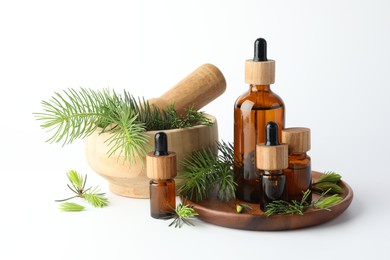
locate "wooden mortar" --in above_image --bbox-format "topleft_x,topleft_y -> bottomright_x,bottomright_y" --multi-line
85,64 -> 225,198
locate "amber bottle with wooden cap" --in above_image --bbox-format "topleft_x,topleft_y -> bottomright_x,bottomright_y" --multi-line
234,38 -> 285,203
146,132 -> 177,219
282,127 -> 312,203
256,122 -> 288,211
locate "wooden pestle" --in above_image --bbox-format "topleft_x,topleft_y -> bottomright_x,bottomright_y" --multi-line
148,63 -> 226,115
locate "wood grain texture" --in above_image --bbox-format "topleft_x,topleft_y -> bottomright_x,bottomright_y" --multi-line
256,143 -> 288,170
148,63 -> 226,115
245,60 -> 275,85
185,171 -> 353,231
282,127 -> 311,152
146,152 -> 177,179
85,114 -> 218,198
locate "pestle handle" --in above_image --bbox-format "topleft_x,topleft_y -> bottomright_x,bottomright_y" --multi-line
148,63 -> 226,115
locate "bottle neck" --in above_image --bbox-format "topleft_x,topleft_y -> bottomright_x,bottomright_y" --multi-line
262,170 -> 284,176
289,151 -> 308,158
250,84 -> 271,92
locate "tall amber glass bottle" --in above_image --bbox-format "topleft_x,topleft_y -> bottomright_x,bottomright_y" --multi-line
234,38 -> 285,203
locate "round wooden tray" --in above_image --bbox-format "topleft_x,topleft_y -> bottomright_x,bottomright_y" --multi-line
185,171 -> 353,231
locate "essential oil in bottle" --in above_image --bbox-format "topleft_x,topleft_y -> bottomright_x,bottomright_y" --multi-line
282,127 -> 312,203
234,38 -> 286,203
256,122 -> 288,211
146,132 -> 177,219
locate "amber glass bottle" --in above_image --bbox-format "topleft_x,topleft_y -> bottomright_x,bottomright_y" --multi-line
149,179 -> 176,218
234,38 -> 285,203
146,132 -> 177,219
256,122 -> 288,211
282,127 -> 312,203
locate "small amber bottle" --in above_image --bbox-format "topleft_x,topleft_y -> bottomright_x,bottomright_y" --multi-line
282,127 -> 312,203
146,132 -> 177,219
256,122 -> 288,211
234,38 -> 285,203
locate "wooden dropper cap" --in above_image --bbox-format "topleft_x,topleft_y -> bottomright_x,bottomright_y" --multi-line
282,127 -> 311,153
256,122 -> 288,170
245,38 -> 275,85
146,132 -> 177,180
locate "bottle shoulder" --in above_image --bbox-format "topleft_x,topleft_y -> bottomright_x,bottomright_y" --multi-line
234,88 -> 285,109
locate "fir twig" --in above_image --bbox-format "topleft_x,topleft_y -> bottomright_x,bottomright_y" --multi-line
56,170 -> 109,210
264,190 -> 311,216
164,203 -> 199,228
178,149 -> 217,202
34,88 -> 212,164
265,189 -> 343,216
177,141 -> 236,202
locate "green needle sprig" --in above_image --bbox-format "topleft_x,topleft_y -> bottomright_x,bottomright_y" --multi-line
265,189 -> 343,216
177,141 -> 236,202
34,88 -> 212,164
312,171 -> 343,194
312,192 -> 343,210
163,203 -> 199,228
56,170 -> 109,211
59,202 -> 85,212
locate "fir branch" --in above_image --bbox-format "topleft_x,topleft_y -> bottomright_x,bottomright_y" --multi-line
178,141 -> 237,202
217,140 -> 234,167
35,88 -> 212,164
265,189 -> 343,216
215,160 -> 236,201
177,149 -> 217,202
35,88 -> 116,145
104,110 -> 148,163
165,203 -> 198,228
264,190 -> 311,216
56,170 -> 109,210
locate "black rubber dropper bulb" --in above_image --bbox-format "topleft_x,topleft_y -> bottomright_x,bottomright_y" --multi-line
253,38 -> 268,62
264,121 -> 279,146
154,132 -> 169,156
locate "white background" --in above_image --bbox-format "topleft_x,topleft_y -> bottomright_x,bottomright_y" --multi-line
1,0 -> 389,259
